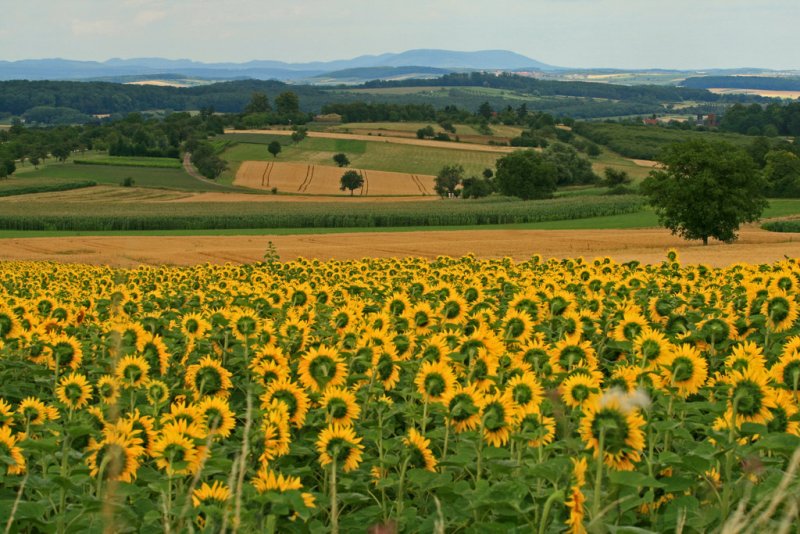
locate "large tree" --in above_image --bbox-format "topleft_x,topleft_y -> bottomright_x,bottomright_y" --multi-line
340,170 -> 364,196
333,153 -> 350,167
434,164 -> 464,197
640,139 -> 767,245
267,141 -> 282,158
494,150 -> 558,200
275,92 -> 300,115
244,92 -> 271,114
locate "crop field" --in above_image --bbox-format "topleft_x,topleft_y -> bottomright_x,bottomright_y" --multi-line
72,156 -> 183,169
0,176 -> 97,197
0,194 -> 645,232
235,161 -> 436,196
2,255 -> 800,532
21,163 -> 235,193
219,135 -> 502,183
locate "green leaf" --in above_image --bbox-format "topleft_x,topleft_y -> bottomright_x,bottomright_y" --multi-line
608,470 -> 666,489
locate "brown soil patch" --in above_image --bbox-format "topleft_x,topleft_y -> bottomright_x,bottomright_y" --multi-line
226,129 -> 516,154
235,161 -> 436,197
708,88 -> 800,99
2,227 -> 799,268
0,186 -> 190,203
632,159 -> 659,168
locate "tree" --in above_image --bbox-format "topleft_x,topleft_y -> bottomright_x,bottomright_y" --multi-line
602,168 -> 632,188
461,176 -> 494,198
340,170 -> 364,196
333,153 -> 350,167
640,139 -> 767,245
244,92 -> 271,114
764,150 -> 800,197
542,143 -> 599,186
268,141 -> 282,158
52,144 -> 71,163
416,125 -> 435,139
275,92 -> 300,115
478,101 -> 494,120
434,164 -> 464,198
495,150 -> 557,200
291,127 -> 308,143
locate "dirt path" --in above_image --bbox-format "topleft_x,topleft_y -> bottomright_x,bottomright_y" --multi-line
225,129 -> 517,154
2,227 -> 799,268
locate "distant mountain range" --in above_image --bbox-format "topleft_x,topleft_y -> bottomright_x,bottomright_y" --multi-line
0,49 -> 557,83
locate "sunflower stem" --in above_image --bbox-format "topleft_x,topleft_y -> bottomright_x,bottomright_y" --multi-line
442,419 -> 450,462
421,397 -> 429,434
538,488 -> 565,534
591,429 -> 605,533
396,456 -> 411,522
330,458 -> 339,534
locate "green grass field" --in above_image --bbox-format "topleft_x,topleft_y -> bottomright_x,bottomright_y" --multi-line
219,135 -> 501,183
72,155 -> 182,168
21,163 -> 236,192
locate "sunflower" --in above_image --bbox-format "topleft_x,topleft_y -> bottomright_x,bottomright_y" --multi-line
261,378 -> 310,428
771,349 -> 800,396
506,372 -> 544,412
0,305 -> 22,341
458,324 -> 505,361
565,457 -> 587,534
631,327 -> 670,368
508,290 -> 541,321
549,336 -> 598,375
579,395 -> 646,471
252,465 -> 303,493
517,408 -> 556,447
56,372 -> 93,410
468,348 -> 499,391
185,356 -> 233,399
278,316 -> 311,353
137,333 -> 170,376
116,355 -> 150,388
414,360 -> 456,404
251,359 -> 290,388
230,308 -> 263,342
763,290 -> 799,332
152,424 -> 202,476
145,379 -> 170,406
725,367 -> 777,427
0,400 -> 15,434
192,480 -> 230,507
724,341 -> 767,373
766,389 -> 800,436
197,396 -> 236,439
0,426 -> 26,475
403,428 -> 437,472
501,309 -> 535,343
261,401 -> 292,462
181,312 -> 211,340
478,391 -> 521,447
612,310 -> 649,343
125,410 -> 157,457
442,383 -> 483,433
86,420 -> 144,483
297,346 -> 348,392
561,373 -> 601,410
406,301 -> 436,335
316,424 -> 364,472
252,345 -> 290,369
440,295 -> 468,323
319,387 -> 361,427
46,334 -> 83,371
658,344 -> 708,397
18,397 -> 50,426
96,375 -> 121,405
370,345 -> 401,391
161,401 -> 206,438
516,339 -> 553,377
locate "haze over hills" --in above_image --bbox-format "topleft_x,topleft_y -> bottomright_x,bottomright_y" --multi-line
0,49 -> 558,83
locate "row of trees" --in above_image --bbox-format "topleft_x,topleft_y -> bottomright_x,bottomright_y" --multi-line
720,102 -> 800,137
433,143 -> 601,200
0,110 -> 227,178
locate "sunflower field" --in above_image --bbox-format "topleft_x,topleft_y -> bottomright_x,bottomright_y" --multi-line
1,253 -> 800,533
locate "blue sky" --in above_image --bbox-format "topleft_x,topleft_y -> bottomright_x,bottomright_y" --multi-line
1,0 -> 798,69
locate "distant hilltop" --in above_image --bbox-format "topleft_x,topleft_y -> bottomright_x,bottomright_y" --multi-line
0,49 -> 559,83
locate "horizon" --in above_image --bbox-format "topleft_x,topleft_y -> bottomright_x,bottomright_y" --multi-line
1,1 -> 799,71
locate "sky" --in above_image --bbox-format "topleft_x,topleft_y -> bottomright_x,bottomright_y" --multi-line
1,0 -> 798,70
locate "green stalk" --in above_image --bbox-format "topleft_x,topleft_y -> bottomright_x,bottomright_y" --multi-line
538,489 -> 565,534
591,429 -> 606,533
330,458 -> 339,534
